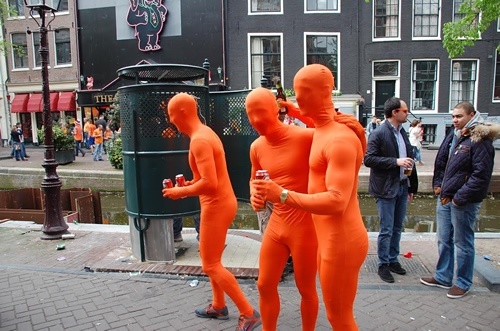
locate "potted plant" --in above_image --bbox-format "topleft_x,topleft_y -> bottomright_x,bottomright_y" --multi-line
37,125 -> 76,165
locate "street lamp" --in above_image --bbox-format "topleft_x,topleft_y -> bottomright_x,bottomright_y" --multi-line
25,0 -> 69,240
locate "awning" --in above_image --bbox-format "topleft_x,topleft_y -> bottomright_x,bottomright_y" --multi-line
27,93 -> 42,112
57,92 -> 76,111
27,93 -> 60,112
10,94 -> 29,113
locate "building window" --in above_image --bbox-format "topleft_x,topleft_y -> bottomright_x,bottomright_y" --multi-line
373,61 -> 398,76
32,32 -> 42,68
305,34 -> 339,88
411,60 -> 438,110
59,0 -> 68,11
494,51 -> 500,101
250,0 -> 281,13
249,35 -> 282,89
453,0 -> 478,26
8,0 -> 24,16
450,60 -> 477,109
11,33 -> 28,69
306,0 -> 339,12
374,0 -> 399,39
55,28 -> 71,65
413,0 -> 440,38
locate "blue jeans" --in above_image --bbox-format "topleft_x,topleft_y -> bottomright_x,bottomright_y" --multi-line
173,214 -> 200,236
435,199 -> 481,290
413,146 -> 421,162
376,182 -> 408,265
93,143 -> 103,160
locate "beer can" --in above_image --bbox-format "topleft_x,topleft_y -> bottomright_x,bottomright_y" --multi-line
255,170 -> 269,180
175,174 -> 185,187
162,178 -> 173,188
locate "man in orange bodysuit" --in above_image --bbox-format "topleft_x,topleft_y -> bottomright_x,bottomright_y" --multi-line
253,64 -> 368,330
162,93 -> 261,331
246,87 -> 318,331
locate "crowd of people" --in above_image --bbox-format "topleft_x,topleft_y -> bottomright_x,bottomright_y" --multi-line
161,63 -> 498,331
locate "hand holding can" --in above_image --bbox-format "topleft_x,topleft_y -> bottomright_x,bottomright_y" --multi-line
162,178 -> 173,188
175,174 -> 185,187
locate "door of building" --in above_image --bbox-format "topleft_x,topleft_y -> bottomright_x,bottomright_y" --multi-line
375,80 -> 395,119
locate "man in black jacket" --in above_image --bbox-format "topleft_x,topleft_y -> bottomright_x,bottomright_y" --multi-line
364,97 -> 418,283
420,102 -> 498,299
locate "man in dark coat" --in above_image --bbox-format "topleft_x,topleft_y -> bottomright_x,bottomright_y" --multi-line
420,102 -> 498,299
364,97 -> 418,283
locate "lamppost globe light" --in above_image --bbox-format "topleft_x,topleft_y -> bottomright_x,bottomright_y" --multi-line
23,0 -> 61,11
25,0 -> 68,240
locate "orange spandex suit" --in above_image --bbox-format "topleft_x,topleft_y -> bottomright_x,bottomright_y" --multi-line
246,88 -> 318,331
253,64 -> 369,330
162,93 -> 257,321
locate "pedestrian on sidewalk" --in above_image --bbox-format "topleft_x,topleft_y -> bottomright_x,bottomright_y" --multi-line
245,87 -> 318,331
173,213 -> 200,242
72,120 -> 86,157
92,124 -> 104,161
364,97 -> 419,284
10,125 -> 27,161
420,102 -> 499,299
253,64 -> 368,330
162,93 -> 261,331
409,119 -> 424,165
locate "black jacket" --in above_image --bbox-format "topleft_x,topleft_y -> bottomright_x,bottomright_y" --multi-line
364,120 -> 418,198
433,123 -> 497,206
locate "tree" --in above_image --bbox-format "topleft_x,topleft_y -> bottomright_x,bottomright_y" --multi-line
443,0 -> 500,58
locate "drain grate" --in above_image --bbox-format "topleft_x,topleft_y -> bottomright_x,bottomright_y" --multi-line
364,254 -> 429,274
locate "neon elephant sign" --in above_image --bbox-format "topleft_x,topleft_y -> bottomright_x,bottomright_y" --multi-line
127,0 -> 168,52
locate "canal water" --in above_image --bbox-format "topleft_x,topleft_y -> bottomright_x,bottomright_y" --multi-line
100,193 -> 500,233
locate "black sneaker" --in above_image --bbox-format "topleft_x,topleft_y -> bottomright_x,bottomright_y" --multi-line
378,264 -> 394,283
174,233 -> 183,242
389,262 -> 407,275
194,304 -> 229,320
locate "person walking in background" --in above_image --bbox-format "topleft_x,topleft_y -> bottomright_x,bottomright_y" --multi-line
409,119 -> 424,165
85,118 -> 96,153
245,87 -> 318,331
72,120 -> 86,157
366,115 -> 380,137
364,97 -> 418,284
252,64 -> 368,330
162,93 -> 261,331
10,125 -> 27,161
173,214 -> 201,242
103,125 -> 113,155
420,102 -> 498,299
92,124 -> 104,161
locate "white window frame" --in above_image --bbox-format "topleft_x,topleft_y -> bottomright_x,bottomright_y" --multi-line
10,33 -> 29,71
248,0 -> 283,15
412,0 -> 441,40
303,32 -> 341,90
7,0 -> 25,18
247,33 -> 284,89
53,28 -> 72,67
32,32 -> 42,69
449,59 -> 479,111
372,0 -> 401,42
497,17 -> 500,32
410,59 -> 440,113
493,50 -> 500,103
304,0 -> 340,14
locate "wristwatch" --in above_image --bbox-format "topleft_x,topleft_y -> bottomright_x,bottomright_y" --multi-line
280,189 -> 289,204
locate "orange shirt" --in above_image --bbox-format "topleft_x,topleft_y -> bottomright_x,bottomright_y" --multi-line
73,125 -> 83,141
93,128 -> 103,144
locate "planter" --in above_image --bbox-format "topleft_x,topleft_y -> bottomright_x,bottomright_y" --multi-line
56,150 -> 75,165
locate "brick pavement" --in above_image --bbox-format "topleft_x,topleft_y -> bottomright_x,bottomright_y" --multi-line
1,223 -> 499,330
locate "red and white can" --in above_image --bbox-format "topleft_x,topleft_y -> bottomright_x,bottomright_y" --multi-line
175,174 -> 185,187
255,170 -> 269,180
162,178 -> 173,188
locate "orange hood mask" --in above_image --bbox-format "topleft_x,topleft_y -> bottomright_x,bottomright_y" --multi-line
166,93 -> 198,134
245,87 -> 282,136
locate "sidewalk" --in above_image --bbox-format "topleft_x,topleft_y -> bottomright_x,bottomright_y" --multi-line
0,220 -> 499,330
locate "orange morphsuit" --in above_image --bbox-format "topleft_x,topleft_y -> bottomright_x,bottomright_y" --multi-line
253,65 -> 368,330
162,93 -> 257,321
246,88 -> 318,331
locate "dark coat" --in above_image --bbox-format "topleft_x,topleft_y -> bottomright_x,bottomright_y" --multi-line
364,120 -> 418,199
433,123 -> 497,206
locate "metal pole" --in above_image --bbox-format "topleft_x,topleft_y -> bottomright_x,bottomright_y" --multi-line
37,8 -> 69,240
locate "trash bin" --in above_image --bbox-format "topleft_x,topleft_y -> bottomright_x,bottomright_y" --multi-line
118,64 -> 207,263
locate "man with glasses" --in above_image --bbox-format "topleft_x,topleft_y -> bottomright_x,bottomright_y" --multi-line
364,97 -> 419,283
